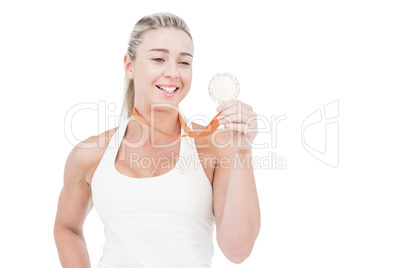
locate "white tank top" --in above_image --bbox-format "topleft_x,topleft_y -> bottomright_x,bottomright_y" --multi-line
91,116 -> 215,268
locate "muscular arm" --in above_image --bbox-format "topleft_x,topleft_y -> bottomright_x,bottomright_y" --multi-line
53,137 -> 98,268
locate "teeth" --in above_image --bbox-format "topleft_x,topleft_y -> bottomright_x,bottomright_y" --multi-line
157,85 -> 178,93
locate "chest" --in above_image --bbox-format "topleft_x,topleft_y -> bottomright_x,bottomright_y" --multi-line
114,138 -> 216,186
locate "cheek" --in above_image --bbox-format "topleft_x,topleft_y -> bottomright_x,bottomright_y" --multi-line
139,66 -> 160,83
182,70 -> 192,85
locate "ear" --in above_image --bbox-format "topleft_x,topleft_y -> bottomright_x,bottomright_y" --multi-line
124,53 -> 135,79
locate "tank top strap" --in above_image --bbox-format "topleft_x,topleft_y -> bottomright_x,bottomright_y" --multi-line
93,117 -> 130,177
108,117 -> 131,160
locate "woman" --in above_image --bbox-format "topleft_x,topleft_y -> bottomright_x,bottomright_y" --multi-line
54,12 -> 260,268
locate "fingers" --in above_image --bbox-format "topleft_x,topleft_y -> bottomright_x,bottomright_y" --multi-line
223,122 -> 251,136
217,100 -> 253,113
216,100 -> 257,126
217,113 -> 250,125
223,122 -> 257,147
216,100 -> 259,148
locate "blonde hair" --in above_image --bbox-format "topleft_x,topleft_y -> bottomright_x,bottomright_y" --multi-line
119,12 -> 192,120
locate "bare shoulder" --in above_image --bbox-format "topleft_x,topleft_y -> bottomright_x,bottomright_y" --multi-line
65,126 -> 120,185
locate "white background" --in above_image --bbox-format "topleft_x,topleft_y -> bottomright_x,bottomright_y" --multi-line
1,0 -> 401,267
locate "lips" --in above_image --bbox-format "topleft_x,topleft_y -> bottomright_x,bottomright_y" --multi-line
156,85 -> 179,93
155,85 -> 180,96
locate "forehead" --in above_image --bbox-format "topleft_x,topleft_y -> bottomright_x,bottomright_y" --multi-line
138,27 -> 194,54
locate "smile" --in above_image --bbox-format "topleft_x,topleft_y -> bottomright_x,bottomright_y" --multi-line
156,85 -> 179,93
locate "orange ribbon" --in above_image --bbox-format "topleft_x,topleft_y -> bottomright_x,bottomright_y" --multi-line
131,106 -> 222,138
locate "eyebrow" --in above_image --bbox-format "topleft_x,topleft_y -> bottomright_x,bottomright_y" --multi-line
147,48 -> 193,58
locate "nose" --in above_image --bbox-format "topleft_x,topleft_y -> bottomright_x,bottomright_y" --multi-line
163,61 -> 179,79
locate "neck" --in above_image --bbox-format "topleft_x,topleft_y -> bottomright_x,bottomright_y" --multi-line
131,104 -> 182,146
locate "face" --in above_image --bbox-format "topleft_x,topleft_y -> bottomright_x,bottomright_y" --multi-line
124,27 -> 194,108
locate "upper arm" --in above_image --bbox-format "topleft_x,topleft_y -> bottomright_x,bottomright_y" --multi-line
54,137 -> 98,235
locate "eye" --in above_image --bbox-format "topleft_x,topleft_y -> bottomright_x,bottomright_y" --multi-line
179,61 -> 190,65
152,58 -> 164,62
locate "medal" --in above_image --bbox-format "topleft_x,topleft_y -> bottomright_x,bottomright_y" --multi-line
209,73 -> 240,104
